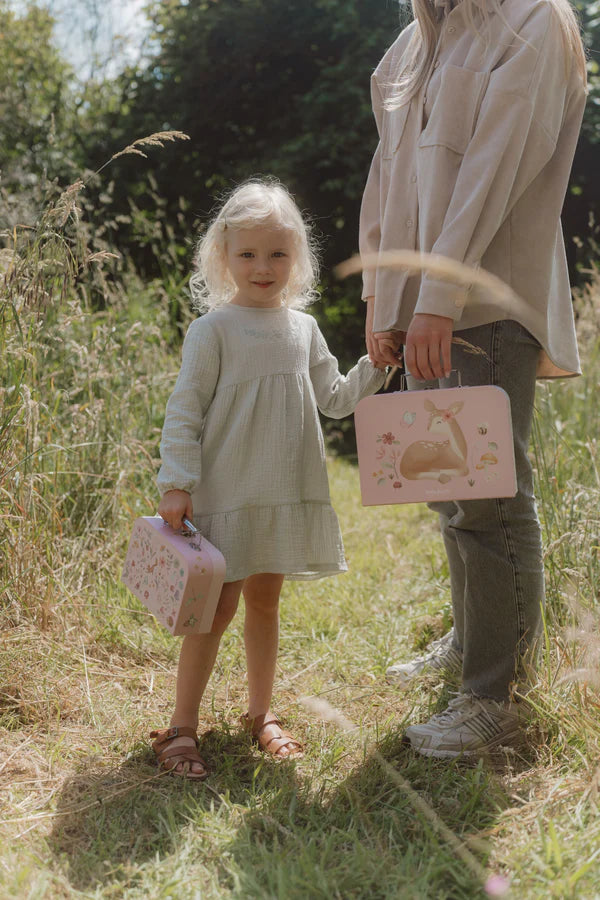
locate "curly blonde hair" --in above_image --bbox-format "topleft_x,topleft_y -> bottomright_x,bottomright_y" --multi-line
190,179 -> 320,311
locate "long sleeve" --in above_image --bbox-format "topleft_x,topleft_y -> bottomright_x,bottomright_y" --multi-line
359,76 -> 386,300
359,142 -> 383,299
415,4 -> 585,321
156,317 -> 220,495
309,318 -> 385,419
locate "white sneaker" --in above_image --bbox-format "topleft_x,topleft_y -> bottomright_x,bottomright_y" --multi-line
404,693 -> 525,758
385,630 -> 463,687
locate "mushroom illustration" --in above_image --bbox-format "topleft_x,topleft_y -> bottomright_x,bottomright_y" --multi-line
475,451 -> 498,470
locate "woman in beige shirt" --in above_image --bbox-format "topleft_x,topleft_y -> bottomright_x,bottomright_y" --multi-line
360,0 -> 587,757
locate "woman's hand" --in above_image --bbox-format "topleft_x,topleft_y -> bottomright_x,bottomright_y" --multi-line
405,313 -> 453,381
158,490 -> 193,531
365,296 -> 405,368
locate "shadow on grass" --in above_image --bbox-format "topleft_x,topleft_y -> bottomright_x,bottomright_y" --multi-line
219,730 -> 520,900
49,721 -> 529,897
48,724 -> 303,893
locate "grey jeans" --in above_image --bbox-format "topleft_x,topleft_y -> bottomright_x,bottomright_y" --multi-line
406,320 -> 545,700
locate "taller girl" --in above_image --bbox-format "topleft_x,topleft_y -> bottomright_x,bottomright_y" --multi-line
361,0 -> 587,756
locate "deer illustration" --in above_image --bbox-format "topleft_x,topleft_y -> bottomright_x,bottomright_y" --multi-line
400,399 -> 469,484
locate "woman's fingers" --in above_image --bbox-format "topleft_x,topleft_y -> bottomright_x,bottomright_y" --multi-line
405,314 -> 453,381
416,340 -> 437,382
440,330 -> 452,379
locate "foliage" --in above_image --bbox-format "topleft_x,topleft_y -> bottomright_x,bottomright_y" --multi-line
70,0 -> 403,366
576,0 -> 600,143
0,2 -> 76,197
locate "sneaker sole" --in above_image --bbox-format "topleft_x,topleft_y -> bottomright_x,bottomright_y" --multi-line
406,730 -> 523,759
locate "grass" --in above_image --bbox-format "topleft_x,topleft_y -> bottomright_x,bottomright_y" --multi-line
1,166 -> 600,898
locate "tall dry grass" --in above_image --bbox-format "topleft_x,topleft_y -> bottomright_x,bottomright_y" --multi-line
0,134 -> 190,635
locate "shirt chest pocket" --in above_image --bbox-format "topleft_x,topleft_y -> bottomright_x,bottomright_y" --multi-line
381,102 -> 410,160
418,65 -> 489,155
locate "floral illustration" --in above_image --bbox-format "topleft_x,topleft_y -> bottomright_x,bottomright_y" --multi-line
372,443 -> 403,487
376,431 -> 400,445
122,526 -> 208,632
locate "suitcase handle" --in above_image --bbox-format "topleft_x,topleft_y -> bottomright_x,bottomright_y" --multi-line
182,517 -> 199,536
159,516 -> 200,538
399,368 -> 462,391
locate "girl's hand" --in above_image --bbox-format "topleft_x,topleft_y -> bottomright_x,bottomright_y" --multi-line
366,296 -> 404,368
158,490 -> 193,531
405,313 -> 453,382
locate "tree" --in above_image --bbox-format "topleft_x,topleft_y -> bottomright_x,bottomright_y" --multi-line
0,2 -> 75,194
77,0 -> 599,360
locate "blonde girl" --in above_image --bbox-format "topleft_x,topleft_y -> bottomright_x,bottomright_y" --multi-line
153,179 -> 385,779
360,0 -> 587,756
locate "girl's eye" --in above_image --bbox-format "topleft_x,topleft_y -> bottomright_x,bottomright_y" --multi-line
272,251 -> 287,258
240,252 -> 254,258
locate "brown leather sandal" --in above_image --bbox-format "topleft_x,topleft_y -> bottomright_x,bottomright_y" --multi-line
240,713 -> 304,760
150,726 -> 209,781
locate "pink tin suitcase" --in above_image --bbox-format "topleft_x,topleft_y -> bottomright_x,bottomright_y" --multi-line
121,517 -> 226,635
355,384 -> 517,506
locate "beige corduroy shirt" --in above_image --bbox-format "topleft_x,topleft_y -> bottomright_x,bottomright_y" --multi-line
359,0 -> 587,377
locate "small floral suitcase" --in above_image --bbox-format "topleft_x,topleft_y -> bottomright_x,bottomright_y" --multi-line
354,384 -> 517,505
121,517 -> 226,635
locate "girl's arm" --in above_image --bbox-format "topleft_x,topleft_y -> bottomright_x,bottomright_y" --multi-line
308,318 -> 386,419
157,318 -> 220,505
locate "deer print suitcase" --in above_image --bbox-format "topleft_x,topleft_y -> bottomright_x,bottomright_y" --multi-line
354,385 -> 517,505
121,517 -> 226,635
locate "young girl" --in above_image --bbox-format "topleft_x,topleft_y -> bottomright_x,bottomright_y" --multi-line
152,179 -> 385,779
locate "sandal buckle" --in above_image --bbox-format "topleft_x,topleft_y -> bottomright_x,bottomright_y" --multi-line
166,726 -> 179,738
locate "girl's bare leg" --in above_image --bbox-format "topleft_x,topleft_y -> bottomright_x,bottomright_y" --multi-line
166,579 -> 244,774
244,573 -> 299,756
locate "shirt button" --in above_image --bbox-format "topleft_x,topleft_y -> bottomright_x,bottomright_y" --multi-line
447,25 -> 456,33
411,174 -> 417,183
406,219 -> 414,228
454,298 -> 464,308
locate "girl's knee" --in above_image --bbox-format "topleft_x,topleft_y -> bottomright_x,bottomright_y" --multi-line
244,592 -> 280,615
243,574 -> 283,615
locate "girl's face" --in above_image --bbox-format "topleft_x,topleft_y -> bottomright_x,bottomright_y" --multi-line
226,226 -> 294,308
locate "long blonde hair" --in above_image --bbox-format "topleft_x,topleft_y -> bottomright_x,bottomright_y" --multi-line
190,179 -> 320,312
388,0 -> 587,108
